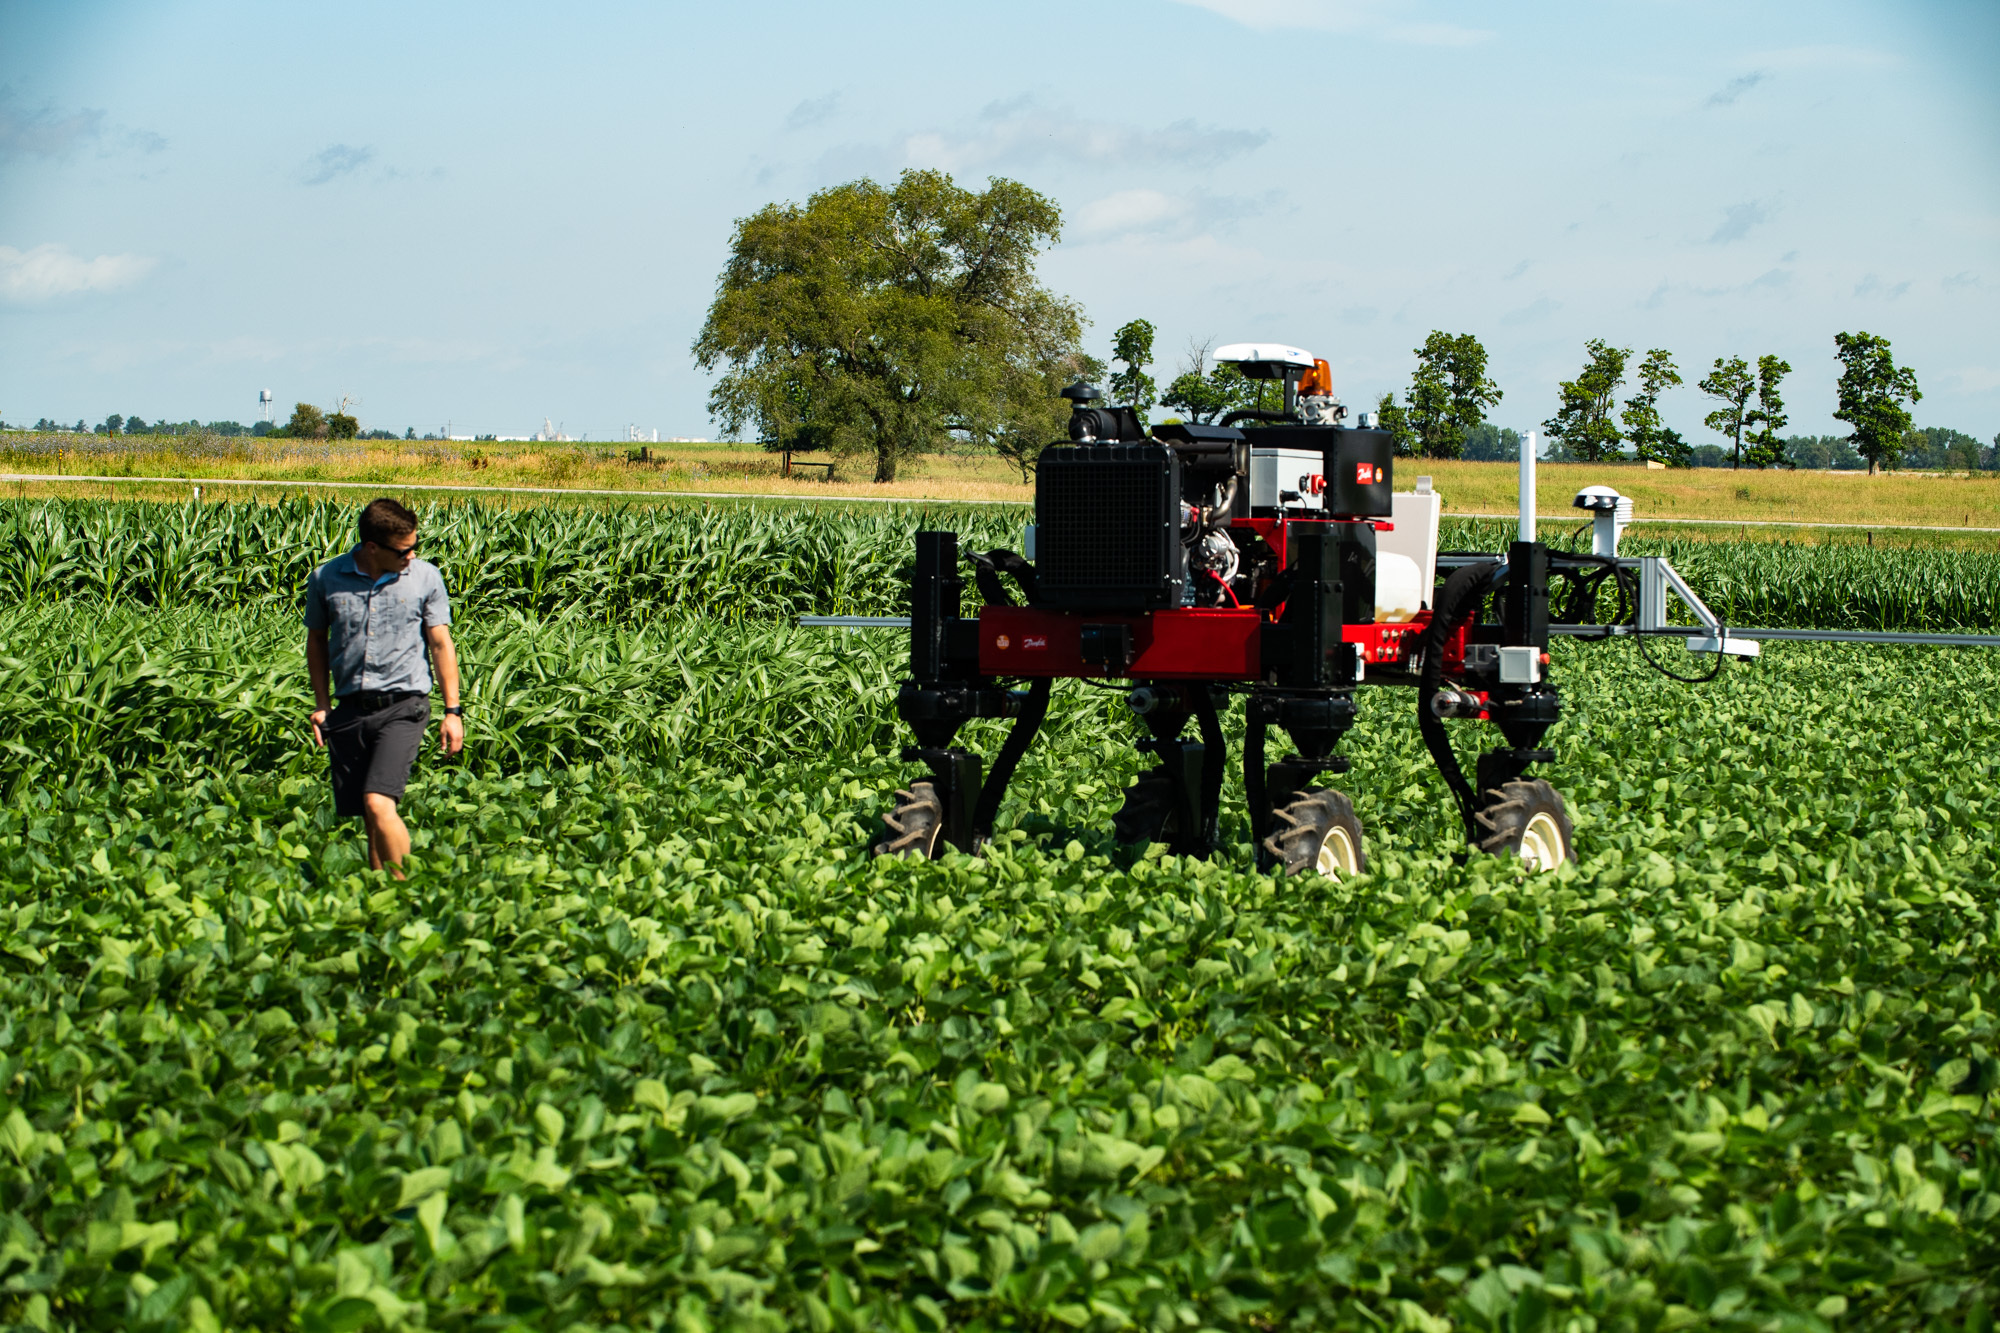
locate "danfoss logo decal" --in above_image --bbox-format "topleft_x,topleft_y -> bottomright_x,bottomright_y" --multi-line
1024,636 -> 1048,650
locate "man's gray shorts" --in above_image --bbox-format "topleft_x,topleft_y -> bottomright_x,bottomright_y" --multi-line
325,692 -> 429,817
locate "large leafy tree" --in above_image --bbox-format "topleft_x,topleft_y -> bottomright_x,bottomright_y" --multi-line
1698,356 -> 1755,469
1543,339 -> 1628,463
694,170 -> 1083,483
1742,354 -> 1792,469
1406,331 -> 1502,459
1833,331 -> 1921,475
1108,319 -> 1157,418
1620,349 -> 1691,468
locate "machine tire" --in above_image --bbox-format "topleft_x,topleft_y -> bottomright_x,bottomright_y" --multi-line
1262,788 -> 1366,878
1473,779 -> 1573,870
873,782 -> 946,859
1111,769 -> 1183,845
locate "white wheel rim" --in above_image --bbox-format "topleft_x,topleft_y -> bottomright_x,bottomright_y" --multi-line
1518,811 -> 1566,871
1315,826 -> 1359,878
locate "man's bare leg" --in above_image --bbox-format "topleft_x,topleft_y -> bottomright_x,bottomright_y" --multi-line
362,792 -> 411,878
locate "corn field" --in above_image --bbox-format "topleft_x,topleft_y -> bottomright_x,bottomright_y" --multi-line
3,497 -> 1996,628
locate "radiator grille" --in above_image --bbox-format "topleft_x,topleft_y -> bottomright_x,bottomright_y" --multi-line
1034,446 -> 1181,610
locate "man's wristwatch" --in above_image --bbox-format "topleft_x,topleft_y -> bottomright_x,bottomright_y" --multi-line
444,705 -> 465,717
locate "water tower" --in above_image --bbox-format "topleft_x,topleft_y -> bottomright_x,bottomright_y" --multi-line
258,390 -> 273,423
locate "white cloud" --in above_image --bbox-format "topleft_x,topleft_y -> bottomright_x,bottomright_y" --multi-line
1383,21 -> 1489,46
1077,189 -> 1186,236
0,243 -> 155,302
1853,273 -> 1910,300
1708,201 -> 1768,244
302,143 -> 374,185
1172,0 -> 1490,43
0,93 -> 104,159
1072,187 -> 1270,240
898,99 -> 1268,173
1943,366 -> 2000,394
786,93 -> 839,131
1706,72 -> 1769,107
0,89 -> 167,160
1501,297 -> 1560,326
1750,44 -> 1901,73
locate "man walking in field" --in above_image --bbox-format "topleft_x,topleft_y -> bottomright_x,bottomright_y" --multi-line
305,497 -> 465,875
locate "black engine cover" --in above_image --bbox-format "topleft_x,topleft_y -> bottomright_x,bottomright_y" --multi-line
1034,444 -> 1185,611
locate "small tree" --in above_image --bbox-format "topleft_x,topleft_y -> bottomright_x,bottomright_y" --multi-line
1698,356 -> 1755,469
1460,423 -> 1523,461
103,414 -> 125,436
327,411 -> 360,440
1375,392 -> 1417,457
1161,341 -> 1261,424
285,403 -> 327,439
1406,331 -> 1502,459
1108,319 -> 1157,418
1742,355 -> 1792,469
1620,349 -> 1691,467
992,350 -> 1104,481
1833,331 -> 1921,474
1543,339 -> 1629,463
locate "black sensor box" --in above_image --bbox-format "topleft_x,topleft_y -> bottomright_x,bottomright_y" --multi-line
1240,425 -> 1394,518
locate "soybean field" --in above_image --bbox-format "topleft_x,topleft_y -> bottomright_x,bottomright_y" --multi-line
1,496 -> 1997,1333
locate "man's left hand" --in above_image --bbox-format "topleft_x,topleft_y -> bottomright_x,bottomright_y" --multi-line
441,713 -> 465,756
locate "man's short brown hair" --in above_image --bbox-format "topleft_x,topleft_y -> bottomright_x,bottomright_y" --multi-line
359,497 -> 418,547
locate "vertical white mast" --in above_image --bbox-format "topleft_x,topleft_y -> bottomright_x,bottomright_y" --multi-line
1519,430 -> 1538,543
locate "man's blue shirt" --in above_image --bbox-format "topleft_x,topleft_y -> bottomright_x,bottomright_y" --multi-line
303,546 -> 451,696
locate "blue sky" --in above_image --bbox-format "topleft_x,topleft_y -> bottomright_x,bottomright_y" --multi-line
2,0 -> 1996,445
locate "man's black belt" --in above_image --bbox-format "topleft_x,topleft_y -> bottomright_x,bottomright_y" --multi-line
335,689 -> 426,714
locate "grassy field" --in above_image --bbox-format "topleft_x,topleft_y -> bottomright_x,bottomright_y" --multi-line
6,432 -> 2000,537
0,433 -> 1022,506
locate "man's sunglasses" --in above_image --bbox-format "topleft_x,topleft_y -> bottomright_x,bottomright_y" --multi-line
375,539 -> 419,557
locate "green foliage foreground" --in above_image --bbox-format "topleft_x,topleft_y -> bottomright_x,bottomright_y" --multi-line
2,602 -> 1998,1331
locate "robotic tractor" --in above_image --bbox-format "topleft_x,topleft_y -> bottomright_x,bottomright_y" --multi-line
860,342 -> 1759,874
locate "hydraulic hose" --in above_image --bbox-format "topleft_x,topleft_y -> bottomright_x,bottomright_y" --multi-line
971,548 -> 1038,607
1418,560 -> 1502,843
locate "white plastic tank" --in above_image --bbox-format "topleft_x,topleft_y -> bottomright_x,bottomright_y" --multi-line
1375,552 -> 1423,623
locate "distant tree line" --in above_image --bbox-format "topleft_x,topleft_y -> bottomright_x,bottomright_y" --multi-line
8,408 -> 422,442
